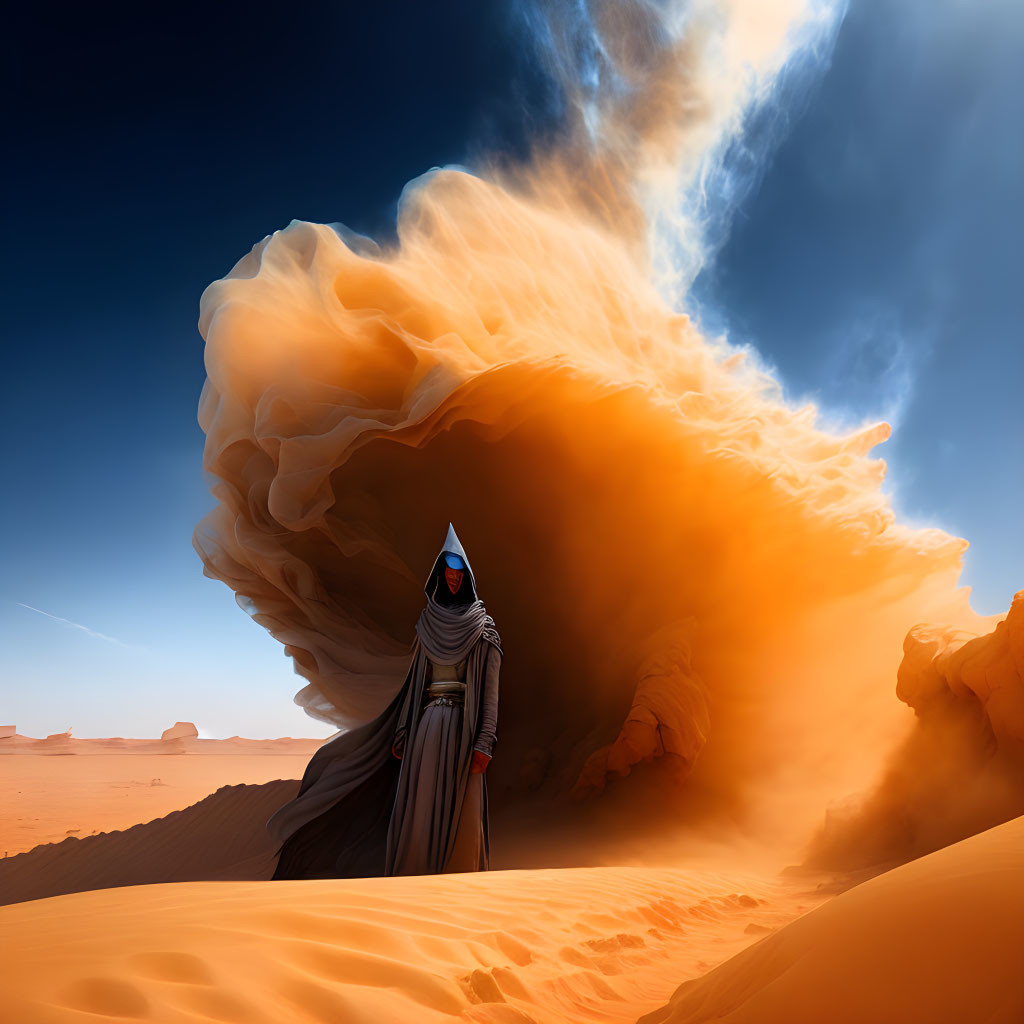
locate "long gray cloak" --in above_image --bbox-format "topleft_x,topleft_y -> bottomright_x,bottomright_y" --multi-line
268,525 -> 501,878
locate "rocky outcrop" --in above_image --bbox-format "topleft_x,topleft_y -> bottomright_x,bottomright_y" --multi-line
808,591 -> 1024,872
160,722 -> 199,741
897,592 -> 1024,745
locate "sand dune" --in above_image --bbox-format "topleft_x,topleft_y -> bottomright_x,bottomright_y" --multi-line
642,814 -> 1024,1024
4,818 -> 1020,1023
0,779 -> 298,906
0,735 -> 321,855
0,862 -> 812,1024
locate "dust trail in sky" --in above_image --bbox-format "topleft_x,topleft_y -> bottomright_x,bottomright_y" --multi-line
194,0 -> 999,863
513,0 -> 848,302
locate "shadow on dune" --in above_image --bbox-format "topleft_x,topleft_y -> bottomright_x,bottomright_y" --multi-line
0,780 -> 298,907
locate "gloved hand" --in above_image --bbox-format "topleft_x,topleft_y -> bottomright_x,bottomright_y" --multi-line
470,749 -> 491,774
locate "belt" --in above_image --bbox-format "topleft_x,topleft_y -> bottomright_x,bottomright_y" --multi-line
424,695 -> 462,709
424,681 -> 465,708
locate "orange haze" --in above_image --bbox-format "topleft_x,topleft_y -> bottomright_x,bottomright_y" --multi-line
193,1 -> 1002,866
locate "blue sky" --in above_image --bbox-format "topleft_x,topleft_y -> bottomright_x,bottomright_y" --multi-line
693,0 -> 1024,603
1,0 -> 1020,737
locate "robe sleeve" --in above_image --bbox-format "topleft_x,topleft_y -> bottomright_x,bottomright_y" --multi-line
473,643 -> 501,757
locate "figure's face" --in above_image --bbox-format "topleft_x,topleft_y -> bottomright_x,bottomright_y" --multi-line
444,567 -> 464,594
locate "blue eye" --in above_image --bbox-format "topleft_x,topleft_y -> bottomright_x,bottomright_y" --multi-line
444,554 -> 465,570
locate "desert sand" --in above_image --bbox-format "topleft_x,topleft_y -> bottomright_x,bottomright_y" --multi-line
641,814 -> 1024,1024
2,600 -> 1018,1020
1,593 -> 1021,1020
0,745 -> 814,1020
0,735 -> 321,856
0,780 -> 299,906
0,860 -> 817,1024
1,816 -> 1021,1024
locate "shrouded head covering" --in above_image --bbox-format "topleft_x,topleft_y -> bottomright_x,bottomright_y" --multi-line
416,523 -> 501,661
423,523 -> 478,604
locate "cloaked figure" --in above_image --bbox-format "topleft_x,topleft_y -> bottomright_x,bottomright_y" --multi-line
268,524 -> 502,877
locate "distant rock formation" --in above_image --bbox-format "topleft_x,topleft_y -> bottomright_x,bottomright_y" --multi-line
897,593 -> 1024,746
43,729 -> 72,743
160,722 -> 199,741
0,726 -> 15,740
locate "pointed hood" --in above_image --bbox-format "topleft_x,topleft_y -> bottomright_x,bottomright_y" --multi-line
416,523 -> 500,660
423,522 -> 479,602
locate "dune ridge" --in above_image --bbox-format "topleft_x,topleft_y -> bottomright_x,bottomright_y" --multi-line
0,780 -> 297,907
0,738 -> 320,855
4,817 -> 1021,1023
641,814 -> 1024,1024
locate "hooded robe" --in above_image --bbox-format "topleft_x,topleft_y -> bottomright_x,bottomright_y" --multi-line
268,524 -> 502,878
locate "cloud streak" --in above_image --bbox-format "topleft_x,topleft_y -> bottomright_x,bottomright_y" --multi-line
15,602 -> 129,647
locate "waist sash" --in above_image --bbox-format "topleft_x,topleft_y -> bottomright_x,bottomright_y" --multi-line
424,681 -> 466,708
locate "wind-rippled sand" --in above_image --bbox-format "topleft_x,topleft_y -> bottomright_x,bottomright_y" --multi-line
0,864 -> 814,1024
3,817 -> 1022,1023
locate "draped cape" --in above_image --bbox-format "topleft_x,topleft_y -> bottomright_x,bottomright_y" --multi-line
268,593 -> 500,878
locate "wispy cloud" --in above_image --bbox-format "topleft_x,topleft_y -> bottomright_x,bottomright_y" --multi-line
15,602 -> 129,647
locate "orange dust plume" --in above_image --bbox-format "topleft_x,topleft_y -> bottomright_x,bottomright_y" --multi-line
193,2 -> 1005,865
807,591 -> 1024,872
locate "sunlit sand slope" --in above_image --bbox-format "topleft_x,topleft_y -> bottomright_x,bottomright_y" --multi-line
0,866 -> 814,1024
0,737 -> 320,855
642,814 -> 1024,1024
